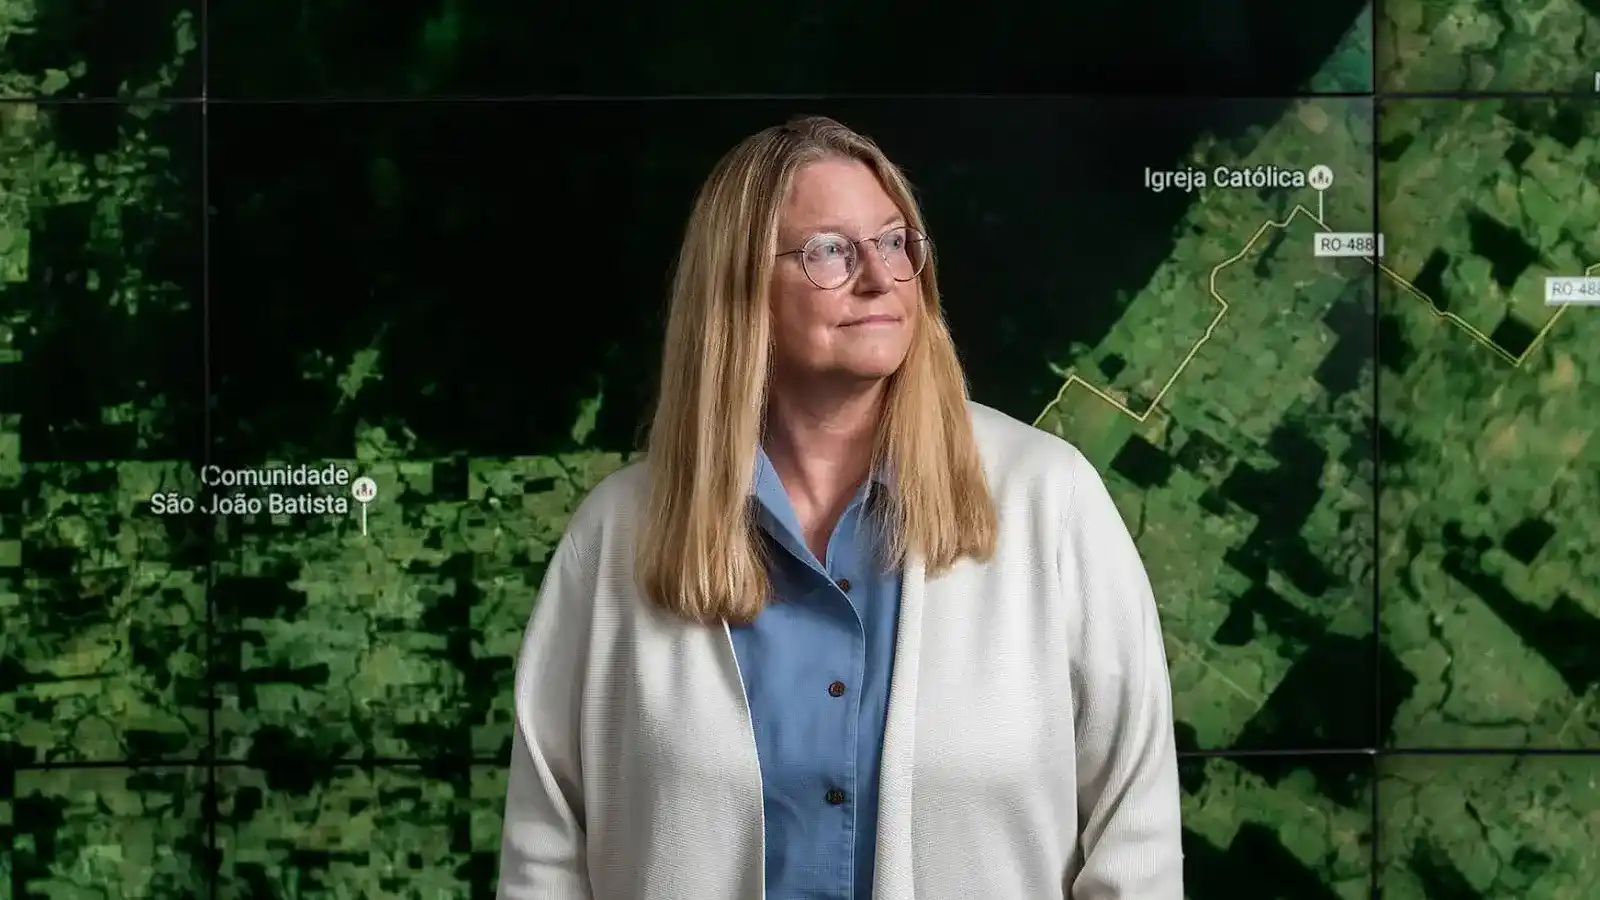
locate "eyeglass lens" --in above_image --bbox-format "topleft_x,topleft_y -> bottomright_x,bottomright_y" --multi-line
802,227 -> 926,289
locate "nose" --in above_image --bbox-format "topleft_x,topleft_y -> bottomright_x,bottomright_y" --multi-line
853,244 -> 895,294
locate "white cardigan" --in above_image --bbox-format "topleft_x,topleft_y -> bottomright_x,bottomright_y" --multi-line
497,402 -> 1184,900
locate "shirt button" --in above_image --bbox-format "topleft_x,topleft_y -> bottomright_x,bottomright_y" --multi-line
828,681 -> 847,697
835,577 -> 852,592
826,788 -> 847,805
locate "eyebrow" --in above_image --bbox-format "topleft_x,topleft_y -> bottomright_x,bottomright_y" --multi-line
797,215 -> 908,238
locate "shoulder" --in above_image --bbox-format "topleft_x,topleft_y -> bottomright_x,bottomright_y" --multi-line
964,404 -> 1151,624
559,459 -> 651,560
966,400 -> 1086,473
965,400 -> 1108,523
529,460 -> 650,634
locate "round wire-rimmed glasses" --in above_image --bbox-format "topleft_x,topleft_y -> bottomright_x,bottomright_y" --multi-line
776,226 -> 930,290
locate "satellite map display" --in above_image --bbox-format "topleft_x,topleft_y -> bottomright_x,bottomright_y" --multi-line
3,0 -> 1599,897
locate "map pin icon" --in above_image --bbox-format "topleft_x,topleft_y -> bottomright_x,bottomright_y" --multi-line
351,476 -> 377,536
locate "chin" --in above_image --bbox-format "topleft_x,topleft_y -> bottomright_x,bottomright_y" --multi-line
835,351 -> 909,381
838,366 -> 901,382
790,334 -> 913,383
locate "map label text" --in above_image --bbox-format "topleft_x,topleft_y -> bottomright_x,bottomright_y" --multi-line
1545,276 -> 1600,305
1312,232 -> 1384,258
1144,165 -> 1309,193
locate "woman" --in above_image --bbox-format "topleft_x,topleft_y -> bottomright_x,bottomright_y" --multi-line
497,116 -> 1183,900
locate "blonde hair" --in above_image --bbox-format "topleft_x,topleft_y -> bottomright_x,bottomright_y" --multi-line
638,115 -> 997,624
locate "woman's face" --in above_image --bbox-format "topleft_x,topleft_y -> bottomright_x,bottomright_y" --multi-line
768,158 -> 921,385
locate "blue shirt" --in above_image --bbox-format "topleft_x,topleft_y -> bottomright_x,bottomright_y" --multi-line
728,449 -> 903,900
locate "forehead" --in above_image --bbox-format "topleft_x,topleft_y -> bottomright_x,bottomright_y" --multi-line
780,158 -> 903,238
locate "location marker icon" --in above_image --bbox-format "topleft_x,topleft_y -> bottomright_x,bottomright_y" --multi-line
351,476 -> 377,536
1307,164 -> 1333,222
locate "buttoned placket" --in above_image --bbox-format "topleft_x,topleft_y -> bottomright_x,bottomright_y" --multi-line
820,500 -> 868,850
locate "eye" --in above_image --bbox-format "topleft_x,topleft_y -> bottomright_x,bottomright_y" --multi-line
880,231 -> 906,251
805,236 -> 850,261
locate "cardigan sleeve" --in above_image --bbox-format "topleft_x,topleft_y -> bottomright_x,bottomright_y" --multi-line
1059,451 -> 1185,899
497,532 -> 596,900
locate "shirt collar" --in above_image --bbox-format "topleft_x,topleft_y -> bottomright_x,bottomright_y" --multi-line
750,446 -> 892,507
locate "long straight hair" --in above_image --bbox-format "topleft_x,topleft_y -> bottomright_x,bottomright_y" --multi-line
638,116 -> 997,624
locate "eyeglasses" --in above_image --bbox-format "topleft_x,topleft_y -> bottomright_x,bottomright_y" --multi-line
776,226 -> 930,290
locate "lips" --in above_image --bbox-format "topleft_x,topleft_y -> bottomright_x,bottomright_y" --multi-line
843,315 -> 900,326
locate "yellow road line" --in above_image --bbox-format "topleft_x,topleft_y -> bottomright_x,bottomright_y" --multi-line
1034,202 -> 1597,427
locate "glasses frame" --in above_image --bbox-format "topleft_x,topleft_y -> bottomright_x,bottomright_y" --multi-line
775,226 -> 931,290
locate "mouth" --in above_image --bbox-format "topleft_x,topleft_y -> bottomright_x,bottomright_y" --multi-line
842,314 -> 901,327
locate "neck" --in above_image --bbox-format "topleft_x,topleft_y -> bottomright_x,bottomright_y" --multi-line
763,375 -> 885,516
